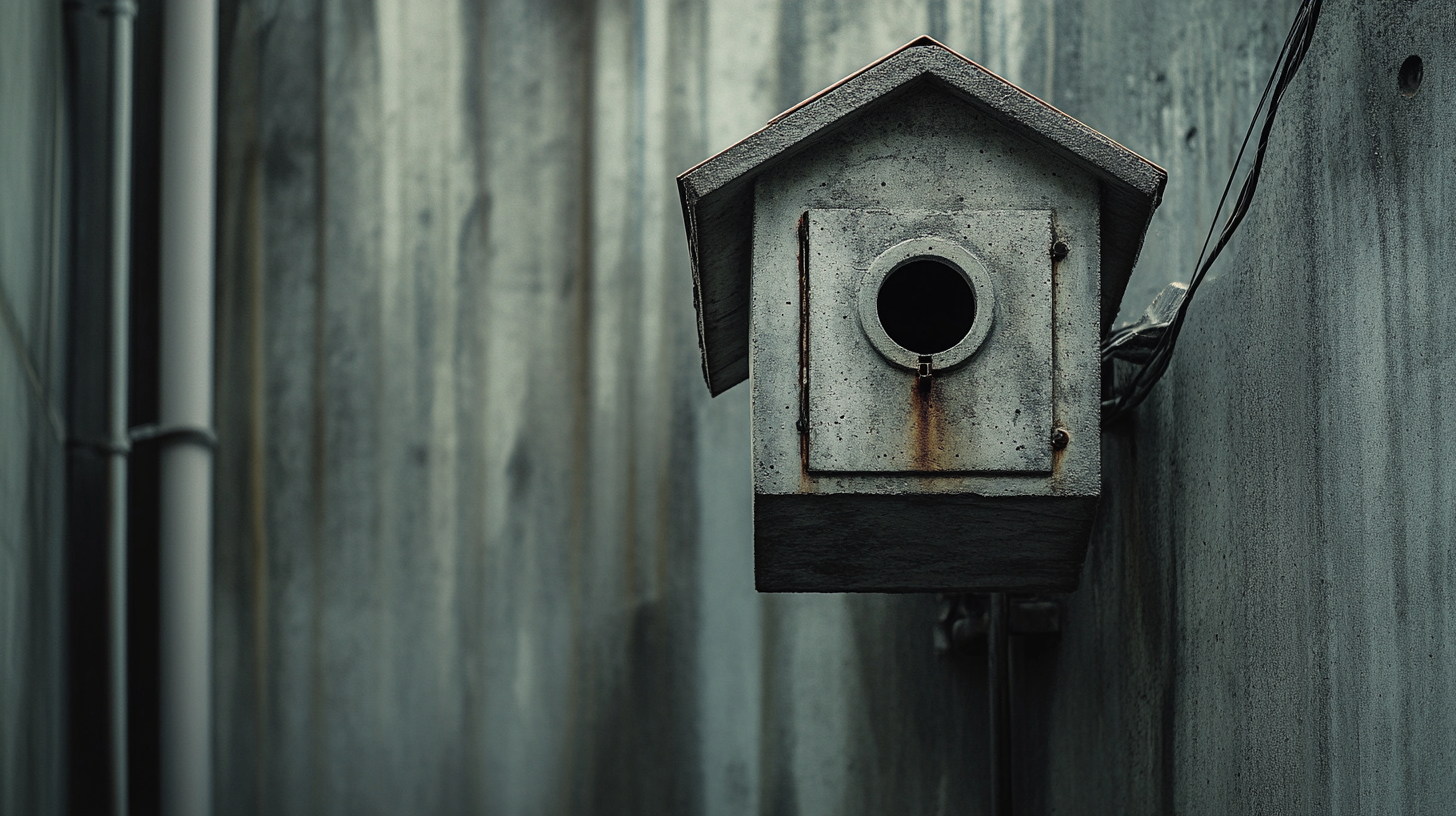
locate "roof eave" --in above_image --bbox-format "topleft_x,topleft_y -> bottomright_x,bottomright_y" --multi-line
679,37 -> 1166,395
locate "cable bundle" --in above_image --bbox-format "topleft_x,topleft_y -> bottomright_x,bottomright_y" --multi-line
1102,0 -> 1326,424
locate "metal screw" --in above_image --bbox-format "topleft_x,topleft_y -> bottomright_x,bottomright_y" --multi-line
1051,241 -> 1069,262
1051,428 -> 1070,451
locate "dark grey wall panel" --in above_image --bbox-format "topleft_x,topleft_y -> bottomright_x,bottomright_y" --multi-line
0,3 -> 67,815
215,0 -> 705,812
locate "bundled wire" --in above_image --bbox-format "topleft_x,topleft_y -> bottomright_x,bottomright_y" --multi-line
1102,0 -> 1325,424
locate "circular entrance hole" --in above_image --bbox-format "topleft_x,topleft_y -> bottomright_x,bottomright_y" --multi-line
875,259 -> 976,355
1399,55 -> 1423,97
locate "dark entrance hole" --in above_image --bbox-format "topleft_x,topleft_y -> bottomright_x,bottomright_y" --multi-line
1399,55 -> 1423,97
876,259 -> 975,355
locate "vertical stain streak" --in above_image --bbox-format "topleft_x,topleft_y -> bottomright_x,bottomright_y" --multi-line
797,214 -> 812,490
757,593 -> 780,814
909,376 -> 943,471
457,2 -> 491,807
927,0 -> 948,42
245,137 -> 270,816
642,0 -> 671,604
622,0 -> 646,609
44,19 -> 67,439
1379,110 -> 1415,801
1043,0 -> 1055,102
563,0 -> 597,808
1049,226 -> 1062,488
775,0 -> 804,112
624,445 -> 638,605
308,0 -> 329,810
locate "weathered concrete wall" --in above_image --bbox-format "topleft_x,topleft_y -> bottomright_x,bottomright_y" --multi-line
212,3 -> 1050,812
0,2 -> 68,814
209,0 -> 1456,814
1048,1 -> 1456,812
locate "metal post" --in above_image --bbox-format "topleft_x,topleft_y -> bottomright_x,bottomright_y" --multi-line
988,592 -> 1012,816
104,4 -> 137,814
158,0 -> 217,813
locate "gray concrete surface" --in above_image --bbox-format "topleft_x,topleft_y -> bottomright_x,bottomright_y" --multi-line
1049,1 -> 1456,812
0,3 -> 67,814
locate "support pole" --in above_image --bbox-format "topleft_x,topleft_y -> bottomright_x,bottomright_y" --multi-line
104,4 -> 136,815
988,592 -> 1012,816
158,0 -> 218,813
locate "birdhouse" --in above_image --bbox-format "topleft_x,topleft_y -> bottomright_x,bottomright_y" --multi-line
678,37 -> 1165,592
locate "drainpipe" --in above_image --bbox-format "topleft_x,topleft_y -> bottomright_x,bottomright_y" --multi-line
62,1 -> 137,811
988,592 -> 1012,816
104,3 -> 137,815
157,0 -> 217,813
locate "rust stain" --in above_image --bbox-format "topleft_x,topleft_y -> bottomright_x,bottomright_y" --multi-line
1050,425 -> 1069,485
909,374 -> 947,471
1049,224 -> 1065,487
797,213 -> 814,493
799,429 -> 813,492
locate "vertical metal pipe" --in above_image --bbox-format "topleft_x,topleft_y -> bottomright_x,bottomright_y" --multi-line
158,0 -> 217,813
104,4 -> 137,814
988,592 -> 1012,816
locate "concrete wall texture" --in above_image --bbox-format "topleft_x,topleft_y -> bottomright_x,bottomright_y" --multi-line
1073,2 -> 1456,811
2,0 -> 1452,813
0,2 -> 68,814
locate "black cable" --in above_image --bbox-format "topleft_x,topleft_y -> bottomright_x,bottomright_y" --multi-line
1102,0 -> 1325,424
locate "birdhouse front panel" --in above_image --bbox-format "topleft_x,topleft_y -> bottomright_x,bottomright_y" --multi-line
750,86 -> 1104,501
805,208 -> 1055,474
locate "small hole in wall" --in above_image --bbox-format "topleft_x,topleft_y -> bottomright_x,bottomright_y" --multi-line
1399,55 -> 1423,97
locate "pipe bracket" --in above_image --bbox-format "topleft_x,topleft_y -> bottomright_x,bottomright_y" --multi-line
129,423 -> 218,450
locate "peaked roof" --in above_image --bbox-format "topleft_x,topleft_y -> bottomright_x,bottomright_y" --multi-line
679,36 -> 1167,396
